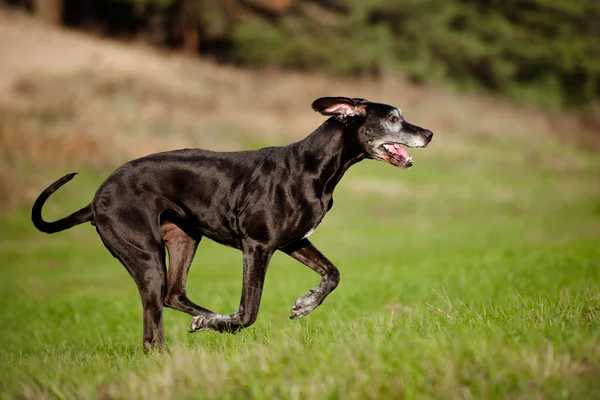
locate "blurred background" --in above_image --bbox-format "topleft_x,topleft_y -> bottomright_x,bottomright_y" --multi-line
1,1 -> 600,206
0,0 -> 599,211
4,0 -> 600,107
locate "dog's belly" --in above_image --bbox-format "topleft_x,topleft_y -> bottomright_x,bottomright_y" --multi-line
166,206 -> 243,249
198,227 -> 242,249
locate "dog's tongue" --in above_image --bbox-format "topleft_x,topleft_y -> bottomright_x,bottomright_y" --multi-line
384,144 -> 408,158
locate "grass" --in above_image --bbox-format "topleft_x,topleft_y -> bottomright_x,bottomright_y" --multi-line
1,11 -> 600,399
1,144 -> 599,399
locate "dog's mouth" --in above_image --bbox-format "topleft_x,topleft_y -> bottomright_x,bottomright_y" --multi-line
379,143 -> 413,169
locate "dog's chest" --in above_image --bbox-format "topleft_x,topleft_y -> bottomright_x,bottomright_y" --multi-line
302,228 -> 316,239
299,198 -> 332,239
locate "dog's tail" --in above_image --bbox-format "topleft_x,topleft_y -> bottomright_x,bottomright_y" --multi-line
32,173 -> 94,234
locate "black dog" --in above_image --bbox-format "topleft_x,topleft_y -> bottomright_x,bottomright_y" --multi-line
32,97 -> 433,349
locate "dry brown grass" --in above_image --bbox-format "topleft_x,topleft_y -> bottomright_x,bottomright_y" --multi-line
0,8 -> 598,208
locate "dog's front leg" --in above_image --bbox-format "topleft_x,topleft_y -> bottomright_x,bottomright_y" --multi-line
281,238 -> 340,319
190,241 -> 273,333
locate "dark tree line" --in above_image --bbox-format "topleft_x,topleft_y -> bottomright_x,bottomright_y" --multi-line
4,0 -> 600,109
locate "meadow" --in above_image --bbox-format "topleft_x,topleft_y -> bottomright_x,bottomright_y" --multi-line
1,12 -> 599,399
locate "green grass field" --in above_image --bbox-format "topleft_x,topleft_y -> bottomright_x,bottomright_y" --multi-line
1,129 -> 599,399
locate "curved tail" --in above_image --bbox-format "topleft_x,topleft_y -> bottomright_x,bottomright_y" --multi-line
31,173 -> 94,234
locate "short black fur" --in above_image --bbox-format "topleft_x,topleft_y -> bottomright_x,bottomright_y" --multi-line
31,97 -> 433,349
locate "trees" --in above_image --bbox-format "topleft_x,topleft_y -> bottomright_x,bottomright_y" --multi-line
13,0 -> 600,108
231,0 -> 600,109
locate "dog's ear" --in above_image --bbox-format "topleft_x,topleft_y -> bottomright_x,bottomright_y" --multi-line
311,97 -> 367,122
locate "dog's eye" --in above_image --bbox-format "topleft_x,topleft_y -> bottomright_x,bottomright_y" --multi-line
389,115 -> 400,123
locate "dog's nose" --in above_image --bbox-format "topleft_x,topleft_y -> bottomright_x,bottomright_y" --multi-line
423,130 -> 433,142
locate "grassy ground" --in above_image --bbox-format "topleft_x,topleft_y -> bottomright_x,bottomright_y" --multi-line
1,10 -> 600,400
1,147 -> 599,399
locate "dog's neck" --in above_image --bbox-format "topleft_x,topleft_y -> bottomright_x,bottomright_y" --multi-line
294,118 -> 366,199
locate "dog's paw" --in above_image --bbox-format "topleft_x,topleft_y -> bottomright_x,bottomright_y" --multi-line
189,315 -> 208,332
289,295 -> 320,320
190,313 -> 243,333
189,314 -> 219,332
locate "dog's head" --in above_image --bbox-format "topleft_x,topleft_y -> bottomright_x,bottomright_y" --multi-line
312,97 -> 433,169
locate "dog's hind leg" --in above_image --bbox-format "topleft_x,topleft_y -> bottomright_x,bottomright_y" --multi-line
281,238 -> 340,319
95,214 -> 168,350
162,222 -> 216,318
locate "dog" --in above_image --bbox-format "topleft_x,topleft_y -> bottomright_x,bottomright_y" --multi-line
32,97 -> 433,349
